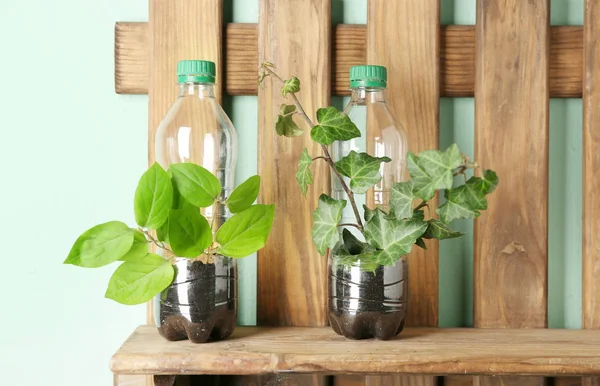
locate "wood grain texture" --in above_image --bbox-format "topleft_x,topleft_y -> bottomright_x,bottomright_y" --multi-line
555,378 -> 583,386
114,374 -> 147,386
444,377 -> 473,386
257,0 -> 330,328
583,3 -> 600,386
114,23 -> 583,98
474,1 -> 549,386
366,376 -> 437,386
111,326 -> 600,376
115,22 -> 148,94
366,3 -> 439,385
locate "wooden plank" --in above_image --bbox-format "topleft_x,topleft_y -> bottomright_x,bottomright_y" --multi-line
257,1 -> 331,384
111,326 -> 600,376
555,378 -> 584,386
474,1 -> 549,386
366,2 -> 439,386
115,24 -> 583,98
444,377 -> 473,386
583,2 -> 600,386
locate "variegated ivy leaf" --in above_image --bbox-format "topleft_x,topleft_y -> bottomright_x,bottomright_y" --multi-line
363,208 -> 428,262
281,76 -> 300,96
334,151 -> 391,194
423,218 -> 464,239
389,180 -> 415,219
275,104 -> 303,137
469,170 -> 499,195
363,204 -> 377,222
310,107 -> 361,145
312,194 -> 347,255
407,144 -> 463,201
437,181 -> 488,224
296,148 -> 313,196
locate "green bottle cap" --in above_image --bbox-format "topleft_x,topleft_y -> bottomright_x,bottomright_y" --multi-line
177,60 -> 216,84
349,65 -> 387,88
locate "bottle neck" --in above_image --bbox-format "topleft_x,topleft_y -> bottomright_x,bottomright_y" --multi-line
349,87 -> 387,104
179,82 -> 215,98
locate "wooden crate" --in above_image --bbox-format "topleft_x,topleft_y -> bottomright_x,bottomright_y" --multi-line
112,1 -> 600,386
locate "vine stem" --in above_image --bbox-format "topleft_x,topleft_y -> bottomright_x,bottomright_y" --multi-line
337,223 -> 362,230
415,201 -> 428,211
139,228 -> 175,258
262,65 -> 364,229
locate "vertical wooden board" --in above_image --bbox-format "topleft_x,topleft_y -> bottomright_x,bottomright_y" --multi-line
366,376 -> 436,386
583,1 -> 600,385
115,22 -> 149,94
474,1 -> 549,386
257,0 -> 331,384
257,0 -> 330,327
366,1 -> 439,385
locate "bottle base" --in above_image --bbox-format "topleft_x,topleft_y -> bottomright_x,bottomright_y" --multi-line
329,310 -> 406,340
157,308 -> 236,344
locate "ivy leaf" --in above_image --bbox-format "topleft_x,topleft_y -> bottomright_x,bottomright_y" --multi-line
119,229 -> 149,261
275,104 -> 303,137
64,221 -> 134,268
423,219 -> 464,240
341,228 -> 370,255
469,170 -> 499,195
415,237 -> 427,250
227,175 -> 261,213
389,180 -> 415,219
334,151 -> 391,194
169,163 -> 221,208
363,204 -> 377,222
407,144 -> 464,201
134,162 -> 173,229
296,148 -> 313,196
216,204 -> 275,258
312,195 -> 347,255
281,76 -> 300,96
437,182 -> 487,224
105,254 -> 174,305
412,209 -> 425,221
310,107 -> 361,145
364,209 -> 428,261
168,208 -> 212,258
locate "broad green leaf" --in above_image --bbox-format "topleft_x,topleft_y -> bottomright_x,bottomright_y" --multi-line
312,195 -> 347,255
412,209 -> 425,221
407,144 -> 464,201
469,170 -> 499,195
334,250 -> 380,273
119,229 -> 149,261
168,208 -> 213,258
389,180 -> 415,219
156,222 -> 169,243
296,148 -> 313,196
276,104 -> 303,137
363,204 -> 377,222
105,254 -> 174,305
156,180 -> 198,243
134,162 -> 173,229
437,182 -> 487,224
415,237 -> 427,250
364,209 -> 428,261
310,107 -> 361,145
216,204 -> 275,258
227,175 -> 260,213
334,151 -> 391,194
281,77 -> 300,96
64,221 -> 134,268
423,219 -> 464,240
341,228 -> 369,255
169,163 -> 221,208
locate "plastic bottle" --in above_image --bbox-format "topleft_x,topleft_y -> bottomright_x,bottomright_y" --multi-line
153,60 -> 238,343
329,65 -> 409,340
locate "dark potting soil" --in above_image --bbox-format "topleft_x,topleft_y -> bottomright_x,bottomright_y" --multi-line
155,257 -> 237,344
328,258 -> 407,340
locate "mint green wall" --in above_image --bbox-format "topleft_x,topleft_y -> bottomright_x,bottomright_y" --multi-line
0,0 -> 584,385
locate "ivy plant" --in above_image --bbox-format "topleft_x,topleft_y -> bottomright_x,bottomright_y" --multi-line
64,163 -> 275,305
259,61 -> 498,269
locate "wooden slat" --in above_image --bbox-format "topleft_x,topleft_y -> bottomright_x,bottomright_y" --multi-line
365,2 -> 439,386
257,0 -> 331,384
444,377 -> 473,386
474,1 -> 549,386
583,2 -> 600,386
111,326 -> 600,376
115,24 -> 583,98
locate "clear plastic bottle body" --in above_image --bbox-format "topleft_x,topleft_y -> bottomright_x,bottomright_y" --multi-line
328,85 -> 409,340
155,82 -> 238,227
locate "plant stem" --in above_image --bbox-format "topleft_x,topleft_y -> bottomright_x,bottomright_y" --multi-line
139,228 -> 175,258
312,156 -> 326,161
261,64 -> 364,229
337,223 -> 362,230
415,201 -> 428,211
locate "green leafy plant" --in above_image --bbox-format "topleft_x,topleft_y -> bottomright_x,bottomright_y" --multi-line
259,62 -> 498,269
64,163 -> 275,305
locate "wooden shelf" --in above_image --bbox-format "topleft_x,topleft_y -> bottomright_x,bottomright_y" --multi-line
110,326 -> 600,376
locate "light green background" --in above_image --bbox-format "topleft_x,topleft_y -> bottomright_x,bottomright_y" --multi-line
0,0 -> 583,385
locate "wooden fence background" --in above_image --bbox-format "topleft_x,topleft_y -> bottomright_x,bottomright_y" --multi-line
114,0 -> 599,385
